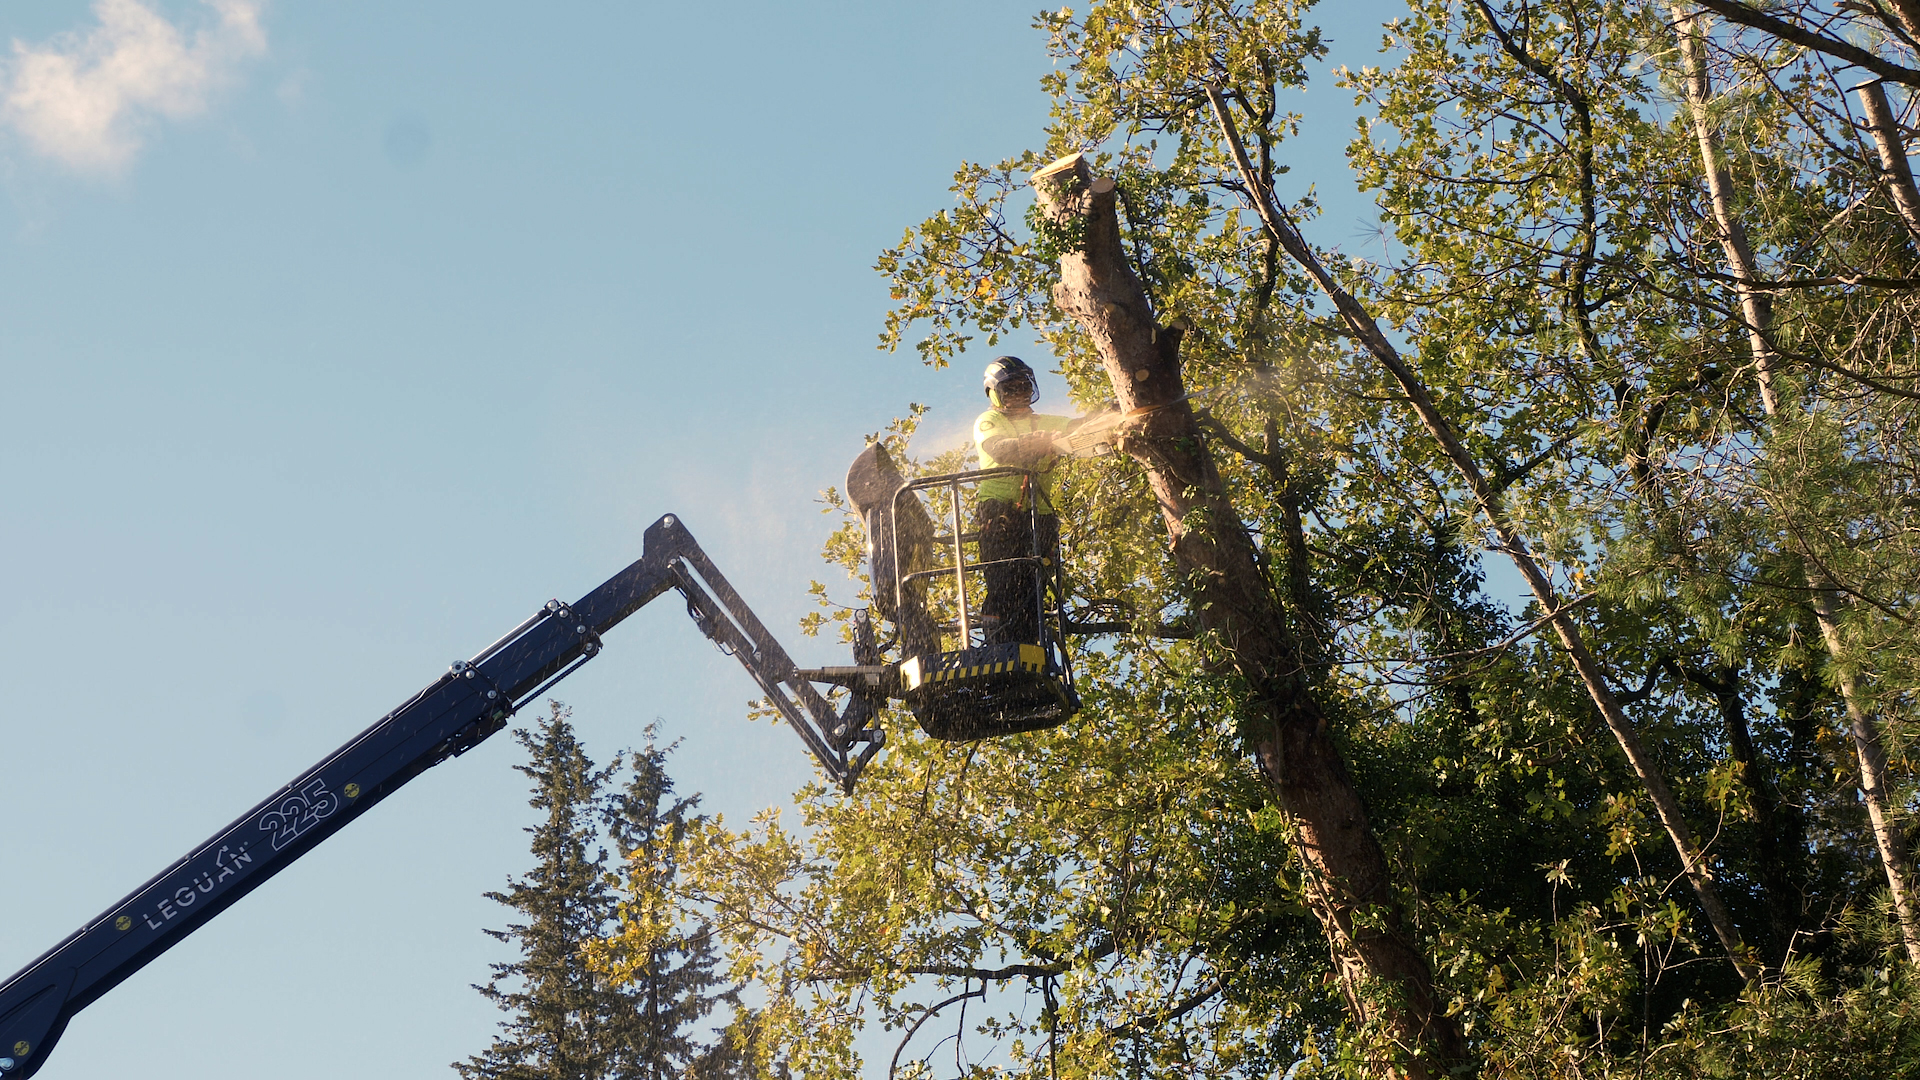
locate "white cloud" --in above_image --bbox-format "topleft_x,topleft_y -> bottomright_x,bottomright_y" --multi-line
3,0 -> 266,173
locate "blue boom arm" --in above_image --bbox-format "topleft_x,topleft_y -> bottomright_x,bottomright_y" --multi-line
0,514 -> 882,1078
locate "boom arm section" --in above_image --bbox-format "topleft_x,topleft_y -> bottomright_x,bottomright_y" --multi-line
0,514 -> 880,1079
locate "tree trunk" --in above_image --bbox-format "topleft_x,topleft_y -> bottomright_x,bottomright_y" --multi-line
1204,87 -> 1761,984
1813,586 -> 1920,966
1672,6 -> 1920,966
1854,79 -> 1920,241
1031,153 -> 1466,1079
1886,0 -> 1920,44
1672,7 -> 1780,414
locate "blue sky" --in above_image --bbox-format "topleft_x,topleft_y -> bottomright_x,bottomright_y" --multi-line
0,2 -> 1408,1076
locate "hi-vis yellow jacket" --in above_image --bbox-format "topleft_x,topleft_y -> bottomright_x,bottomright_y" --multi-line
974,408 -> 1073,511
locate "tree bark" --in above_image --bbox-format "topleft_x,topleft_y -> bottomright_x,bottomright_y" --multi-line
1812,587 -> 1920,965
1030,153 -> 1466,1079
1672,7 -> 1920,966
1687,0 -> 1920,89
1204,87 -> 1762,984
1853,79 -> 1920,242
1885,0 -> 1920,44
1673,7 -> 1781,414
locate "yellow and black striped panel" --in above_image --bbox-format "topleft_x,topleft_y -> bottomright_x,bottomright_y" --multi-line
900,644 -> 1047,691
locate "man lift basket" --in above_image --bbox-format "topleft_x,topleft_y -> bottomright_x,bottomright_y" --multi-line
845,443 -> 1079,741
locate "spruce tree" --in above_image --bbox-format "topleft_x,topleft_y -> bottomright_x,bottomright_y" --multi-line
457,702 -> 627,1080
457,704 -> 745,1080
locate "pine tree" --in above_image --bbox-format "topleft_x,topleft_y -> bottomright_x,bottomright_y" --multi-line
457,704 -> 745,1080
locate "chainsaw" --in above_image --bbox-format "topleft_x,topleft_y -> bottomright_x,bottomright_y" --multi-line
1055,385 -> 1224,458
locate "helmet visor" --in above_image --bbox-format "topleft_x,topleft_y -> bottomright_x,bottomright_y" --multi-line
995,376 -> 1035,405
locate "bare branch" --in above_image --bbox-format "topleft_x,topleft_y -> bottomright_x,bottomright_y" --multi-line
890,986 -> 985,1080
1107,978 -> 1225,1040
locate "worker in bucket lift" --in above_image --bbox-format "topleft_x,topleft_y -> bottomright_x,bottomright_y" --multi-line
973,355 -> 1103,646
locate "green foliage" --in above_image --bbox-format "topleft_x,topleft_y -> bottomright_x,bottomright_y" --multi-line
670,656 -> 1331,1080
1648,956 -> 1920,1080
614,0 -> 1920,1074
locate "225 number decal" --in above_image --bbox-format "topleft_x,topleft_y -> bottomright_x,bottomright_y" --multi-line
258,777 -> 342,851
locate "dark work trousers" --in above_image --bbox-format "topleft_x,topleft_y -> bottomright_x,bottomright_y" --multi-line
976,499 -> 1058,646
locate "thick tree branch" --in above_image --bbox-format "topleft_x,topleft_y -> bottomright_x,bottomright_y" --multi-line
1872,0 -> 1920,47
1688,0 -> 1920,87
903,962 -> 1068,981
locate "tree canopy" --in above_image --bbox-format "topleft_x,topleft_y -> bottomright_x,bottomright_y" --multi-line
609,2 -> 1920,1076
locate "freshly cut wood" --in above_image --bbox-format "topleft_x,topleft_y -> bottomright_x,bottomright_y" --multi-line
1029,151 -> 1087,186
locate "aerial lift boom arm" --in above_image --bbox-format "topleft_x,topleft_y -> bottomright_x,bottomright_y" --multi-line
0,514 -> 882,1079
